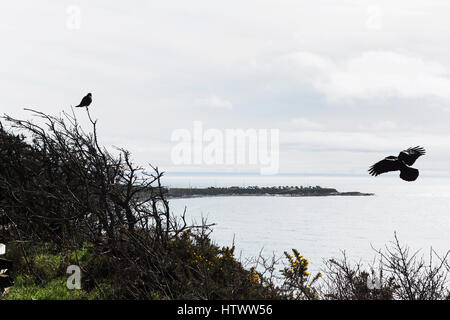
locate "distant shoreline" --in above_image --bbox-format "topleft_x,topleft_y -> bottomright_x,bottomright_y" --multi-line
167,193 -> 375,199
165,186 -> 374,199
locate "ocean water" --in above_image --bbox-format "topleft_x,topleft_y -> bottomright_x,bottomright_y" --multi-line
166,175 -> 450,274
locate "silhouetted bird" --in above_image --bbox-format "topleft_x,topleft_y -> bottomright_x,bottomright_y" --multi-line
368,146 -> 426,181
75,93 -> 92,108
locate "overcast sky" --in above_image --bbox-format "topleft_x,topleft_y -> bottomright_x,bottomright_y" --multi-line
2,1 -> 450,176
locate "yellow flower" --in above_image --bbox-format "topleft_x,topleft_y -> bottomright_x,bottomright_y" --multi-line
247,272 -> 260,284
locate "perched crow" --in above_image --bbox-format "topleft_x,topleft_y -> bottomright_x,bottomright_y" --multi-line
368,146 -> 426,181
75,93 -> 92,108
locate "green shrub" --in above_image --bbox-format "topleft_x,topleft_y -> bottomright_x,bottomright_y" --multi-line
1,243 -> 116,300
4,275 -> 87,300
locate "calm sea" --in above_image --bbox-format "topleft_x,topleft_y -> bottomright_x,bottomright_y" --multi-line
166,174 -> 450,274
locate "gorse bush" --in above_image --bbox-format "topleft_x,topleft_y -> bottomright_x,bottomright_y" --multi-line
280,249 -> 322,299
2,230 -> 273,299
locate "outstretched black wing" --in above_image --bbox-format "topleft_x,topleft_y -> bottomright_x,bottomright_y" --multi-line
398,146 -> 425,166
368,156 -> 401,176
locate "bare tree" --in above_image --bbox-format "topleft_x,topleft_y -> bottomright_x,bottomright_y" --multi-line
321,234 -> 450,300
0,108 -> 214,298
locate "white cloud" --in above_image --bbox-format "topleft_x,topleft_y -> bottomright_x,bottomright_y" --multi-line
3,1 -> 450,175
286,51 -> 450,102
194,95 -> 233,110
357,120 -> 398,131
291,117 -> 324,130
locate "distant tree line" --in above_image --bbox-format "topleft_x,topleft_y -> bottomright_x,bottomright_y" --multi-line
165,186 -> 339,198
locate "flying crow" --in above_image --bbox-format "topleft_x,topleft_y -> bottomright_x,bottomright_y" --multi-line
368,146 -> 426,181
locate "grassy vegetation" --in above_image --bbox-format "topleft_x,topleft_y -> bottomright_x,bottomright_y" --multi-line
1,234 -> 294,300
2,243 -> 114,300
